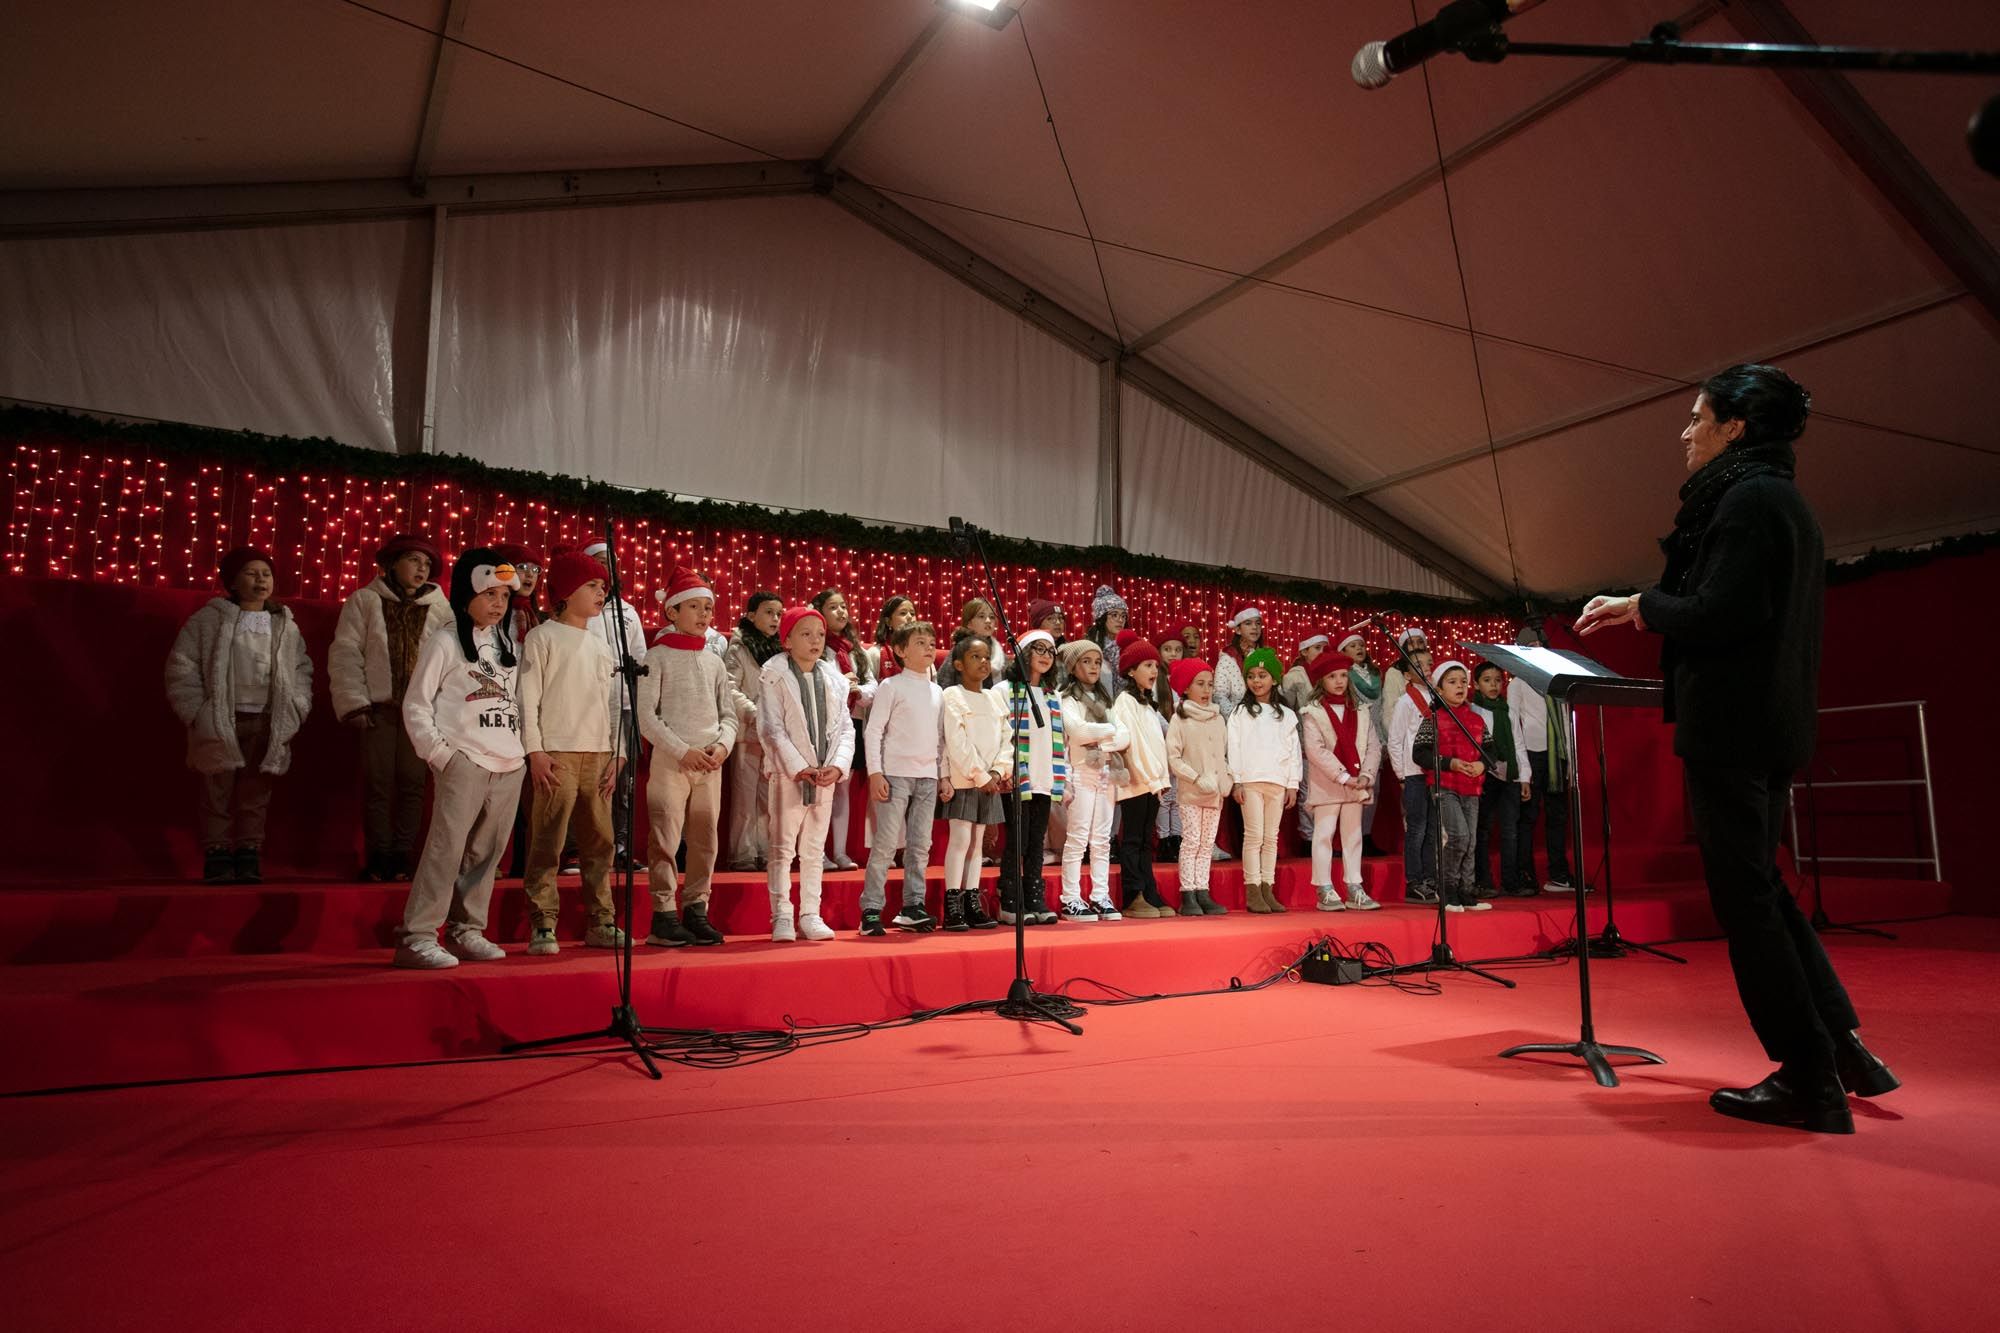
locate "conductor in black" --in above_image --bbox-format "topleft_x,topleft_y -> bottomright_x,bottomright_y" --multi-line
1576,364 -> 1898,1134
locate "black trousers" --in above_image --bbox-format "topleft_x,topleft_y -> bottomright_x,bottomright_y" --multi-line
1684,761 -> 1858,1074
1117,792 -> 1163,906
1517,749 -> 1573,885
999,792 -> 1052,912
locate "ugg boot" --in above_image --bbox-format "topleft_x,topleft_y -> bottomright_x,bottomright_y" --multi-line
770,891 -> 797,942
1177,887 -> 1203,916
1195,889 -> 1226,915
1123,895 -> 1164,920
681,902 -> 726,945
1245,881 -> 1272,914
1266,880 -> 1289,912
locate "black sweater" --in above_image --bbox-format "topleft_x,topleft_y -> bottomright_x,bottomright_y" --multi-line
1638,475 -> 1823,772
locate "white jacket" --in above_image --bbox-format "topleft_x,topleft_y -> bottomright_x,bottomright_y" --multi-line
1226,700 -> 1302,789
758,654 -> 856,780
165,598 -> 313,776
1058,686 -> 1130,779
1110,692 -> 1171,800
1301,699 -> 1382,808
1387,691 -> 1429,781
328,578 -> 451,720
402,624 -> 524,774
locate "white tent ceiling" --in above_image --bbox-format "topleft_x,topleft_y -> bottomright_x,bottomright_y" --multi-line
3,0 -> 1997,598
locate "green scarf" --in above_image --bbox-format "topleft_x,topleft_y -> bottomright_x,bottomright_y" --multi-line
1478,690 -> 1516,773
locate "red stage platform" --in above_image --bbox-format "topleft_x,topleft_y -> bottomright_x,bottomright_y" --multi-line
0,852 -> 1948,1095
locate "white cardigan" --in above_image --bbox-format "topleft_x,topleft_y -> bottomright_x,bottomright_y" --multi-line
758,654 -> 856,780
1225,700 -> 1302,789
1110,692 -> 1171,800
940,684 -> 1011,789
164,598 -> 313,776
327,578 -> 451,720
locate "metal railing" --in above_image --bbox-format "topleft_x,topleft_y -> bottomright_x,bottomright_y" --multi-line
1788,700 -> 1941,881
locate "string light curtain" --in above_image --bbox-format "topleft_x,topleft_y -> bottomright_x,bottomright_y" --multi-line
4,438 -> 1518,665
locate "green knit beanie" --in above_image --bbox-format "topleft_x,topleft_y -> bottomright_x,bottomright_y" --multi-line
1242,647 -> 1284,682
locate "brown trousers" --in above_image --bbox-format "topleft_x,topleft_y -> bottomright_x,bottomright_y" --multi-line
199,711 -> 274,849
646,762 -> 723,912
361,702 -> 427,857
523,751 -> 617,928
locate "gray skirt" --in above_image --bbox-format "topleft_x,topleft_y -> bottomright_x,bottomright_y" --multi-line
939,784 -> 1006,825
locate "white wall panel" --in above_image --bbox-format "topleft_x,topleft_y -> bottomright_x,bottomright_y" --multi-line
436,196 -> 1099,546
0,219 -> 417,450
1118,383 -> 1466,598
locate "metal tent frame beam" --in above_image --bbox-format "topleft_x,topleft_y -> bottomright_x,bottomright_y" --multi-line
408,0 -> 473,193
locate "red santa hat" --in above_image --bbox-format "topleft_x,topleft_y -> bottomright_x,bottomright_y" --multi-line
1431,659 -> 1470,688
1168,657 -> 1214,697
545,551 -> 609,606
1336,631 -> 1366,654
779,605 -> 825,645
1307,650 -> 1353,685
1297,631 -> 1331,655
654,565 -> 713,611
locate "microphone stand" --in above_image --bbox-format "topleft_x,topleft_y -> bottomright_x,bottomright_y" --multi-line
1483,26 -> 2000,75
1798,763 -> 1895,942
1545,705 -> 1685,964
502,519 -> 699,1078
945,517 -> 1083,1034
1364,614 -> 1514,990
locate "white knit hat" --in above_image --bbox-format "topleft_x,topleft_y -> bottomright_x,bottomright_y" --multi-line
1090,585 -> 1128,622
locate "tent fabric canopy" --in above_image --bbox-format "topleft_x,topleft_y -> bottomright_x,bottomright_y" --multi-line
2,0 -> 1996,597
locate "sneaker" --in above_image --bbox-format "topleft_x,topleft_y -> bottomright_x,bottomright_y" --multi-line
233,845 -> 263,884
527,925 -> 559,956
1059,899 -> 1099,921
1444,902 -> 1468,914
797,913 -> 836,942
771,911 -> 797,943
445,930 -> 506,962
963,893 -> 999,930
1211,844 -> 1233,862
202,846 -> 232,883
393,938 -> 459,969
646,912 -> 696,947
1040,848 -> 1059,866
1542,878 -> 1575,895
996,899 -> 1028,926
830,856 -> 860,872
1473,881 -> 1500,900
1315,885 -> 1346,912
585,923 -> 627,949
1463,899 -> 1493,912
1344,885 -> 1381,912
859,909 -> 886,937
1503,882 -> 1540,898
892,902 -> 936,932
726,859 -> 761,873
1089,897 -> 1123,921
1030,898 -> 1059,925
1407,881 -> 1440,905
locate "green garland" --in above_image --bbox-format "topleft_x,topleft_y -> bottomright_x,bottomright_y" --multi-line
0,404 -> 1513,617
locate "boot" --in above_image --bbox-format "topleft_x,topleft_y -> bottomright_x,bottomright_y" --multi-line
1156,835 -> 1181,863
963,886 -> 999,930
203,846 -> 232,883
1267,880 -> 1288,912
1177,888 -> 1203,917
1195,889 -> 1226,916
1123,895 -> 1164,920
769,891 -> 797,942
232,845 -> 262,884
943,889 -> 970,932
1245,881 -> 1272,914
646,909 -> 696,948
681,902 -> 726,945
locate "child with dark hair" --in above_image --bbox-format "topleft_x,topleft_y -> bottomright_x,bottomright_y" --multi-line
812,587 -> 870,872
636,566 -> 737,948
1110,635 -> 1174,917
1227,645 -> 1299,912
392,549 -> 524,968
519,550 -> 627,956
1300,652 -> 1382,912
1415,660 -> 1492,914
1165,658 -> 1230,914
1056,638 -> 1129,921
1469,660 -> 1529,901
492,541 -> 543,878
938,633 -> 1009,931
724,589 -> 785,870
329,532 -> 452,881
997,629 -> 1064,925
1087,585 -> 1130,695
165,547 -> 313,883
860,620 -> 949,935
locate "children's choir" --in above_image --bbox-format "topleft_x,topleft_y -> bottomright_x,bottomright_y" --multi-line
164,536 -> 1566,961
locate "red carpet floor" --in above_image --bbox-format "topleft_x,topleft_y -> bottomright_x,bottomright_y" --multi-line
3,917 -> 1994,1332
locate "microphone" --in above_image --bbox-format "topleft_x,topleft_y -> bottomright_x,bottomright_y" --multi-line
1351,0 -> 1546,90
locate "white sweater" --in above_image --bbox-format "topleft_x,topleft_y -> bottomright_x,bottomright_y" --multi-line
327,578 -> 451,719
1110,692 -> 1171,800
636,641 -> 738,765
403,624 -> 524,773
758,654 -> 857,779
164,598 -> 313,776
519,620 -> 618,755
1507,674 -> 1551,752
1058,687 -> 1130,779
864,671 -> 947,780
1387,691 -> 1429,781
1226,700 -> 1302,789
586,597 -> 649,713
940,684 -> 1010,789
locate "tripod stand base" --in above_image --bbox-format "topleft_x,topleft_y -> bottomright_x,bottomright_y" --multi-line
1499,1039 -> 1666,1088
988,977 -> 1086,1032
501,1004 -> 664,1080
1548,923 -> 1687,964
1373,941 -> 1519,989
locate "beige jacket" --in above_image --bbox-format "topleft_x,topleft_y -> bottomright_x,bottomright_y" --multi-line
1110,692 -> 1172,801
1301,698 -> 1382,808
328,578 -> 450,720
164,598 -> 313,776
1165,700 -> 1233,809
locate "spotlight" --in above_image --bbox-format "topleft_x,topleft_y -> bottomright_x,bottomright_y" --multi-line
937,0 -> 1018,31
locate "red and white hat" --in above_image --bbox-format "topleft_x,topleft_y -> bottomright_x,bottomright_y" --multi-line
654,565 -> 713,611
1228,606 -> 1264,629
1397,626 -> 1428,648
1336,631 -> 1366,653
1297,631 -> 1330,654
1431,659 -> 1469,688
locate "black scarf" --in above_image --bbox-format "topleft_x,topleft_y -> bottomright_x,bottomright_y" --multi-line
737,617 -> 783,665
1659,441 -> 1796,594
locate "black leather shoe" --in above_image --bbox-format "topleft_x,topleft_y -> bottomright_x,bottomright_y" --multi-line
1710,1069 -> 1854,1134
1834,1031 -> 1900,1098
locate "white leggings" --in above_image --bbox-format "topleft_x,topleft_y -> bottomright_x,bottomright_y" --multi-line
1310,801 -> 1364,888
1061,765 -> 1116,904
943,819 -> 986,893
1238,781 -> 1285,883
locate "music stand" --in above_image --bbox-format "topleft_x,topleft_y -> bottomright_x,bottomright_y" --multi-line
1475,643 -> 1666,1088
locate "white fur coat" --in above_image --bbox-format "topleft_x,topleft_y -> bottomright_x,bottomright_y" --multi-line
164,598 -> 313,775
